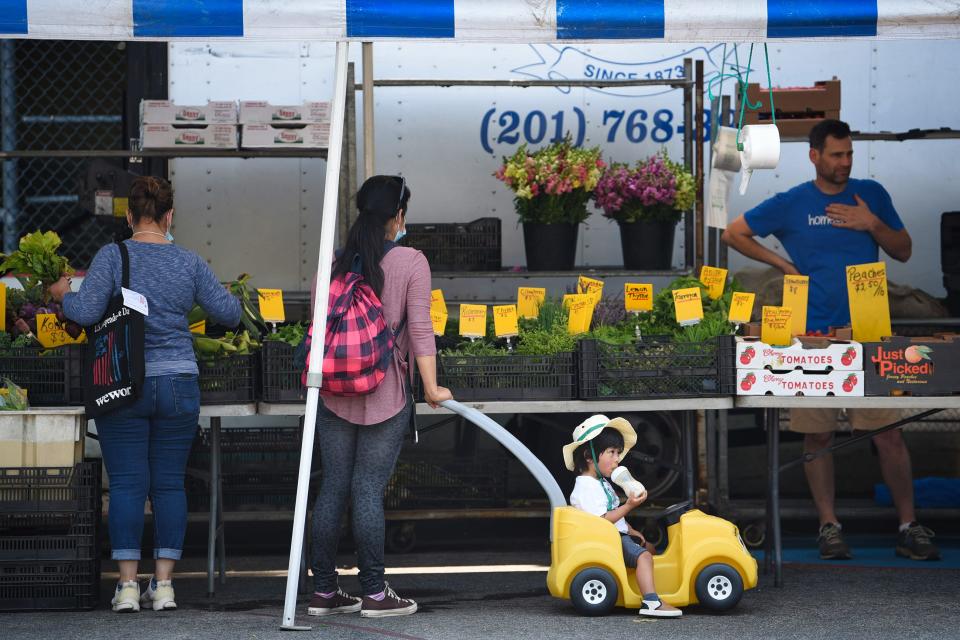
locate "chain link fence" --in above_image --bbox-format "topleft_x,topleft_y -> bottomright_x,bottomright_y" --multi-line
1,39 -> 126,264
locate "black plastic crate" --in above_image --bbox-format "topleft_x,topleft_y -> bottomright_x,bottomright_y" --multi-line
385,459 -> 508,509
0,558 -> 99,611
430,352 -> 577,401
0,532 -> 97,562
578,335 -> 736,399
0,509 -> 97,537
198,353 -> 259,404
0,345 -> 84,406
187,426 -> 311,469
186,471 -> 307,512
0,462 -> 100,515
401,217 -> 501,271
260,341 -> 304,403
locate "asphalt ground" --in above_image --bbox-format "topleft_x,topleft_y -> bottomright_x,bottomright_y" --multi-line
6,539 -> 960,640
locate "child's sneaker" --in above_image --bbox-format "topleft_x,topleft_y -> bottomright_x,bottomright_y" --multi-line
140,576 -> 177,611
360,583 -> 417,618
638,597 -> 682,618
111,580 -> 141,613
307,587 -> 362,616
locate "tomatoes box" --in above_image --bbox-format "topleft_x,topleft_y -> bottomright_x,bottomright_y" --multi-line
736,369 -> 864,396
863,335 -> 960,396
736,337 -> 862,372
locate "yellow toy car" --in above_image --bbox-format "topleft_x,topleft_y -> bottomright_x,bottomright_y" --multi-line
547,501 -> 757,615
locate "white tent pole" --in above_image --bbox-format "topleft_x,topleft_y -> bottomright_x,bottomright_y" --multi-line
362,41 -> 375,180
279,39 -> 350,631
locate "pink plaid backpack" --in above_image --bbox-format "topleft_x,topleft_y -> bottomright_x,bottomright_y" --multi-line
301,253 -> 404,396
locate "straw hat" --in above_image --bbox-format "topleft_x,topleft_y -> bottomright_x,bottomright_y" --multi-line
562,414 -> 637,472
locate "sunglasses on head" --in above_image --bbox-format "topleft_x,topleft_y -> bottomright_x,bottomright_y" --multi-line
393,175 -> 406,214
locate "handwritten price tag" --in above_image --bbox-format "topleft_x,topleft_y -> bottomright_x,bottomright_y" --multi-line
699,266 -> 728,300
846,261 -> 892,342
189,320 -> 206,335
566,294 -> 595,335
782,275 -> 809,336
728,292 -> 756,324
672,288 -> 704,326
459,304 -> 487,338
0,283 -> 5,333
257,288 -> 285,323
430,289 -> 448,336
517,287 -> 546,319
493,305 -> 520,338
761,306 -> 793,347
624,283 -> 653,313
577,275 -> 604,304
36,313 -> 86,348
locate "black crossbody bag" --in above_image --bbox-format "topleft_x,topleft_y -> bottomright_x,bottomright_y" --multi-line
82,241 -> 146,417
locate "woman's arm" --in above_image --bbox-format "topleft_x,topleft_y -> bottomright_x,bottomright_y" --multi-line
406,253 -> 452,408
194,257 -> 241,327
57,245 -> 118,326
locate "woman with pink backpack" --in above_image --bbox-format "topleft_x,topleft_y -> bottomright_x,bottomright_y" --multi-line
306,174 -> 452,619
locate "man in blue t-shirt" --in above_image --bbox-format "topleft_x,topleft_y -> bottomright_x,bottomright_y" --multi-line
722,119 -> 939,562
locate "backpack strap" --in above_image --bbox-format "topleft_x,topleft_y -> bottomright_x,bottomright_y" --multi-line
116,241 -> 130,289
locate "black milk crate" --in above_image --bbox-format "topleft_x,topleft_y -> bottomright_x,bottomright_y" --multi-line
0,344 -> 84,406
0,461 -> 100,515
578,335 -> 736,400
385,459 -> 508,510
186,470 -> 308,512
261,340 -> 305,403
187,426 -> 311,469
401,217 -> 501,271
0,509 -> 97,537
198,352 -> 259,404
0,558 -> 99,611
432,352 -> 577,401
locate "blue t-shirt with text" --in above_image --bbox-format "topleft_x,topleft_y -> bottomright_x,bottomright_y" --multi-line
744,179 -> 904,333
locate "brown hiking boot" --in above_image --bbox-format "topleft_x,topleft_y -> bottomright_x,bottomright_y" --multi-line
307,587 -> 361,616
360,582 -> 418,618
896,523 -> 941,561
818,522 -> 852,560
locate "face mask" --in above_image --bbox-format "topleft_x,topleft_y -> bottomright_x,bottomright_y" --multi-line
393,227 -> 406,243
165,215 -> 174,243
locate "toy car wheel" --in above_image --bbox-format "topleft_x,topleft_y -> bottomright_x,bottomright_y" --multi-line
569,567 -> 619,616
694,563 -> 744,612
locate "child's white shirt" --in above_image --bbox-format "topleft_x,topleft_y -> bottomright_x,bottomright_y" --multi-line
570,475 -> 627,533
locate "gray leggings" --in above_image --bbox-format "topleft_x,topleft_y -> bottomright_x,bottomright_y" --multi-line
310,397 -> 411,595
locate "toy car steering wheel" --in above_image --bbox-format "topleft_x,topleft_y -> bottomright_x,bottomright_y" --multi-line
657,500 -> 694,527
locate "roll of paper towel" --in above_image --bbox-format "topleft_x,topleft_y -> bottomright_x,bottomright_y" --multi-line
738,124 -> 781,195
712,126 -> 742,172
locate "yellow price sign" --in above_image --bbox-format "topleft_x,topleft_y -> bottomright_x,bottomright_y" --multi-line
189,320 -> 206,335
430,309 -> 448,336
577,275 -> 604,304
782,275 -> 809,336
113,196 -> 129,218
0,283 -> 5,333
257,288 -> 286,323
761,306 -> 794,347
493,305 -> 520,337
566,294 -> 595,335
36,313 -> 86,348
846,261 -> 892,342
729,292 -> 756,324
672,287 -> 704,326
699,266 -> 728,300
431,289 -> 446,310
624,283 -> 653,313
459,304 -> 487,338
517,287 -> 546,319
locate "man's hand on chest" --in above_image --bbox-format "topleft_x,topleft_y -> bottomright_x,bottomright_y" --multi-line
825,194 -> 878,232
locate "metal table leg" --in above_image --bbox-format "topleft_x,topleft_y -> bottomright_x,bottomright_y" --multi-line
765,408 -> 782,587
684,411 -> 695,502
207,417 -> 225,596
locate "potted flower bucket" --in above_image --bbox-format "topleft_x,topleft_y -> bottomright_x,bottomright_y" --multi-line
618,219 -> 677,270
523,222 -> 579,271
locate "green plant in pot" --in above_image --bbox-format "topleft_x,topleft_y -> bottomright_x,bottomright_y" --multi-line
593,151 -> 694,270
494,138 -> 604,271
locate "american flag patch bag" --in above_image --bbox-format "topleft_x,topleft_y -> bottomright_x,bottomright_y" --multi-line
301,256 -> 404,396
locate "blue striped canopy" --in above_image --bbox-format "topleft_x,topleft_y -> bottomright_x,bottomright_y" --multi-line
2,0 -> 959,41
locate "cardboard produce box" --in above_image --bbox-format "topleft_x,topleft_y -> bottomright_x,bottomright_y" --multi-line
736,369 -> 863,396
141,124 -> 238,149
863,335 -> 960,396
736,337 -> 862,371
140,100 -> 238,124
742,79 -> 841,138
239,101 -> 331,124
241,123 -> 330,149
0,409 -> 86,467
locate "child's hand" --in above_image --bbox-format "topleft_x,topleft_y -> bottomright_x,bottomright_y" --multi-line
625,493 -> 645,509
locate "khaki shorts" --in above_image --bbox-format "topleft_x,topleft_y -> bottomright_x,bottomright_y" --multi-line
789,408 -> 902,434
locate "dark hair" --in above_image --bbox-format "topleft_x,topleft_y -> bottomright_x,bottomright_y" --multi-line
332,175 -> 411,297
809,119 -> 851,152
128,176 -> 173,224
573,427 -> 625,474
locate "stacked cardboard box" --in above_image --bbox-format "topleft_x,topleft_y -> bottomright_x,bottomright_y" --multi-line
741,79 -> 841,139
735,336 -> 864,397
239,101 -> 331,149
140,100 -> 239,149
863,335 -> 960,396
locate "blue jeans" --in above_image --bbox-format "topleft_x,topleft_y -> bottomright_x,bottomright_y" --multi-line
96,374 -> 200,561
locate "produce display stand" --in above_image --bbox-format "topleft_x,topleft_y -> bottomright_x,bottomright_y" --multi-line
734,395 -> 960,588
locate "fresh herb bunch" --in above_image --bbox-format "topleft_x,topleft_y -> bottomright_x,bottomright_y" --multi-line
263,323 -> 306,347
0,231 -> 74,293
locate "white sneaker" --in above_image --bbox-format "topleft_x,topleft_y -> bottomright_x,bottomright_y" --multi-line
638,598 -> 682,618
140,576 -> 177,611
111,580 -> 141,613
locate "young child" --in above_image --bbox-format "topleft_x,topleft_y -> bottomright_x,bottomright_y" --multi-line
563,414 -> 682,618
